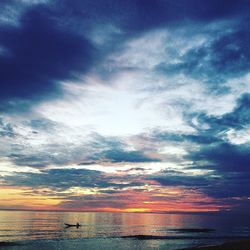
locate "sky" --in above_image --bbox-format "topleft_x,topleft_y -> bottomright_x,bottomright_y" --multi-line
0,0 -> 250,213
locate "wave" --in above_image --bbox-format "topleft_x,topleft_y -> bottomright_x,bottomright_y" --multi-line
119,235 -> 250,240
168,228 -> 215,233
0,241 -> 21,246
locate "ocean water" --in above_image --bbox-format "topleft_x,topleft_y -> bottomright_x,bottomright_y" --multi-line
0,210 -> 250,250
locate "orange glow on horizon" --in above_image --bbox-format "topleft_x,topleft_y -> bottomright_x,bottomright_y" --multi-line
0,184 -> 231,213
0,186 -> 63,211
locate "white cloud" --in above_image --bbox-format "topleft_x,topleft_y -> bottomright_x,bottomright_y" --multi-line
226,127 -> 250,145
1,20 -> 249,171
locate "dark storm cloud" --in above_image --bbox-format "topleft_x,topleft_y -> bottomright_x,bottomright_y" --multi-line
189,143 -> 250,173
203,173 -> 250,199
156,20 -> 250,83
0,3 -> 94,110
7,143 -> 85,168
195,93 -> 250,131
151,131 -> 222,145
1,0 -> 250,213
151,166 -> 250,199
56,0 -> 250,33
183,134 -> 222,144
92,149 -> 160,163
150,93 -> 250,200
1,0 -> 250,110
4,168 -> 107,190
3,130 -> 160,168
79,133 -> 161,164
3,168 -> 144,191
8,153 -> 64,168
151,171 -> 213,188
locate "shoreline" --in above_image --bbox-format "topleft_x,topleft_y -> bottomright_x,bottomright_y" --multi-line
182,239 -> 250,250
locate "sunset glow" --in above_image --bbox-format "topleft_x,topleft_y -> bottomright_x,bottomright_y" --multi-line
0,0 -> 250,215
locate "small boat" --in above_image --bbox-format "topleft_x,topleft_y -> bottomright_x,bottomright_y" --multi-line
64,223 -> 81,228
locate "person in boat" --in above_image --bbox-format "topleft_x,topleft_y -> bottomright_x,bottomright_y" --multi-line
64,222 -> 81,227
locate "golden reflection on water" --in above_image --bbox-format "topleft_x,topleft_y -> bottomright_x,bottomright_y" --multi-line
0,210 -> 202,242
0,210 -> 249,250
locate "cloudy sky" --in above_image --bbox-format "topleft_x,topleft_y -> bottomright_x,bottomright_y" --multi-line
0,0 -> 250,213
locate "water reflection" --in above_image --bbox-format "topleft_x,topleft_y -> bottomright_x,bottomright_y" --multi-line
0,210 -> 249,242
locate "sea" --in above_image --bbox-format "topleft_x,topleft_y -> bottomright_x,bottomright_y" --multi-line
0,210 -> 250,250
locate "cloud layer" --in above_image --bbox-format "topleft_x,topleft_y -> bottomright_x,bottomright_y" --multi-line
0,0 -> 250,213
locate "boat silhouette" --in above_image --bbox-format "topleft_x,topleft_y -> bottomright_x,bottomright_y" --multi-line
64,223 -> 81,228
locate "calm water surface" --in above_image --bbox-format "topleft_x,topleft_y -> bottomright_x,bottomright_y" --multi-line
0,211 -> 250,249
